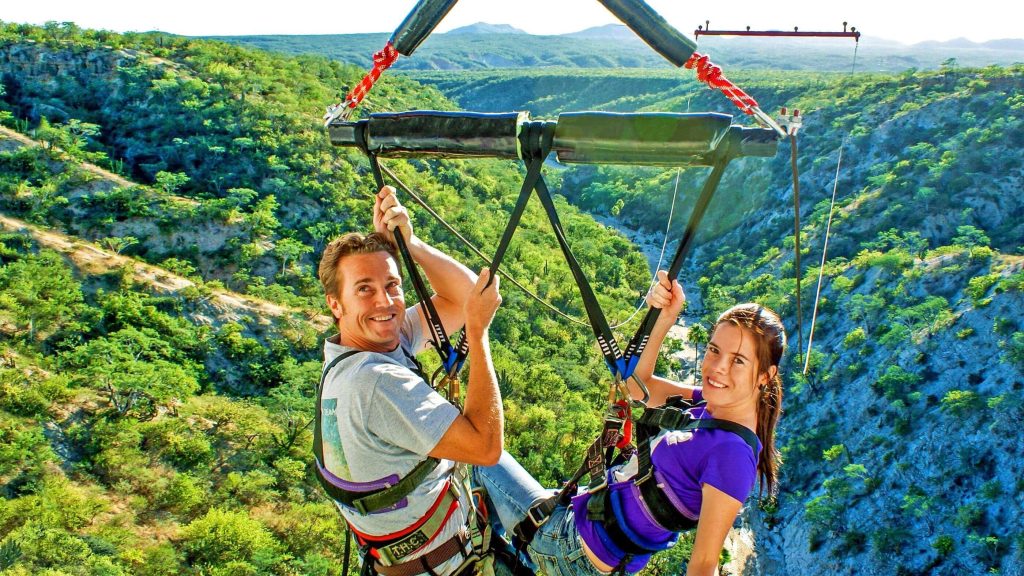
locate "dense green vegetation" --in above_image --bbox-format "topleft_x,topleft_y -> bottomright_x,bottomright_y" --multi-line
2,17 -> 1024,576
0,21 -> 661,575
437,58 -> 1024,575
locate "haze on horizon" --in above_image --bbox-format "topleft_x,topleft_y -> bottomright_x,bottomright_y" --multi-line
3,0 -> 1023,46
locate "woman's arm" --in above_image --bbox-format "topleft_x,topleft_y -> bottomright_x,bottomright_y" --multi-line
627,270 -> 699,406
686,484 -> 744,576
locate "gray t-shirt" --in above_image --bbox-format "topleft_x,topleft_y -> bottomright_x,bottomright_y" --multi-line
320,307 -> 467,572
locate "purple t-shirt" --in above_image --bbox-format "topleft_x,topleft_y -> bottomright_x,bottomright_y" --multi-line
573,391 -> 761,572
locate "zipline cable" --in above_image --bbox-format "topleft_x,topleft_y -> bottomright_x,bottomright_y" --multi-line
804,139 -> 846,374
802,39 -> 860,373
790,135 -> 804,360
605,167 -> 684,330
803,32 -> 860,373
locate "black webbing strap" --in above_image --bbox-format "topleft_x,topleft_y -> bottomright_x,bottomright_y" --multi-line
630,399 -> 758,532
487,121 -> 551,283
511,405 -> 627,545
533,174 -> 624,377
620,159 -> 731,379
355,122 -> 459,377
369,151 -> 458,374
313,349 -> 441,515
634,401 -> 758,480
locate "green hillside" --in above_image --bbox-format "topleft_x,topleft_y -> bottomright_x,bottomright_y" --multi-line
413,60 -> 1024,574
0,22 -> 652,575
2,19 -> 1024,576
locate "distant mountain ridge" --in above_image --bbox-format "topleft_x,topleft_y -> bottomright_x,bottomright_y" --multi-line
208,23 -> 1024,72
445,22 -> 527,35
563,23 -> 640,39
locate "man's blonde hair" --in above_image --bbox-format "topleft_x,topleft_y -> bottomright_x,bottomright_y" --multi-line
318,232 -> 398,297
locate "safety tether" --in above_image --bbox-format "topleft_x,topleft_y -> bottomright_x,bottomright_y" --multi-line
790,134 -> 804,359
684,52 -> 786,137
325,41 -> 400,125
355,123 -> 466,385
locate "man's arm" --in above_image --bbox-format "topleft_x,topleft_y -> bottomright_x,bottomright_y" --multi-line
628,270 -> 699,406
428,269 -> 503,466
374,186 -> 476,340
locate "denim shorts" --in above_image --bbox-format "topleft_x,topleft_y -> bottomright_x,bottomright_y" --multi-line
474,451 -> 607,576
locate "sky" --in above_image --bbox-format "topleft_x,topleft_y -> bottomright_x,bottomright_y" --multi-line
2,0 -> 1022,46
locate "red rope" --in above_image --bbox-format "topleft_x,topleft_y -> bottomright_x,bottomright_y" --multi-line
613,400 -> 633,449
345,42 -> 400,111
684,52 -> 759,115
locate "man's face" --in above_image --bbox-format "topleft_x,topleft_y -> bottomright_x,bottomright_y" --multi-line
327,251 -> 405,353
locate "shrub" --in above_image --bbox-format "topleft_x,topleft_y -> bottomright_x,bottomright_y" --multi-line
980,480 -> 1002,500
870,527 -> 911,556
843,327 -> 867,349
966,273 -> 1000,305
133,543 -> 183,576
932,535 -> 955,556
878,322 -> 911,348
1004,332 -> 1024,368
873,365 -> 920,401
940,389 -> 984,416
180,508 -> 282,570
954,502 -> 985,529
156,473 -> 207,518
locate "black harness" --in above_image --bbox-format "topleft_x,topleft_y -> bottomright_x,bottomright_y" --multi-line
314,350 -> 442,515
513,396 -> 759,560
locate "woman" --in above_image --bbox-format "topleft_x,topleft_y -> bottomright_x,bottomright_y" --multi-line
474,271 -> 785,576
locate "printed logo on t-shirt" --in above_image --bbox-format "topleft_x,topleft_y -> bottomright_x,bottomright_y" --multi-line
663,430 -> 694,445
321,398 -> 352,479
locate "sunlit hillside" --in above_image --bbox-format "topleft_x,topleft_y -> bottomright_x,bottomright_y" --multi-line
1,19 -> 1023,576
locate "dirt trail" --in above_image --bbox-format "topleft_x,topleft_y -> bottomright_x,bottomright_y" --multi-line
0,212 -> 332,331
0,125 -> 196,205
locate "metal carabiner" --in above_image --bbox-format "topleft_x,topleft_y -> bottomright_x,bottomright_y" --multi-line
432,365 -> 463,409
620,374 -> 650,407
750,105 -> 789,139
323,98 -> 355,127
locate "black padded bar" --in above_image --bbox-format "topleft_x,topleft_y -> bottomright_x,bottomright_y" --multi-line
553,112 -> 732,166
330,111 -> 527,159
390,0 -> 461,56
328,111 -> 779,165
597,0 -> 697,67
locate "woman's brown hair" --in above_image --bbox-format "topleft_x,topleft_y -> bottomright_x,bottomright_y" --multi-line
715,303 -> 786,497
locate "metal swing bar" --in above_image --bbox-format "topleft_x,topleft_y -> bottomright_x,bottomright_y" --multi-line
329,110 -> 779,385
694,20 -> 861,41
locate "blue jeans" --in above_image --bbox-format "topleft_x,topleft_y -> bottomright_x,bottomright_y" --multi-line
474,452 -> 605,576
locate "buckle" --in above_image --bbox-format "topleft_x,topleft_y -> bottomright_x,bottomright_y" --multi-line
512,499 -> 551,543
525,502 -> 549,530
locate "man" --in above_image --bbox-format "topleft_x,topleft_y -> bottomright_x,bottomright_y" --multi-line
315,185 -> 504,576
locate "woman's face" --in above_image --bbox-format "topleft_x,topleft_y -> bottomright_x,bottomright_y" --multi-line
700,322 -> 766,413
